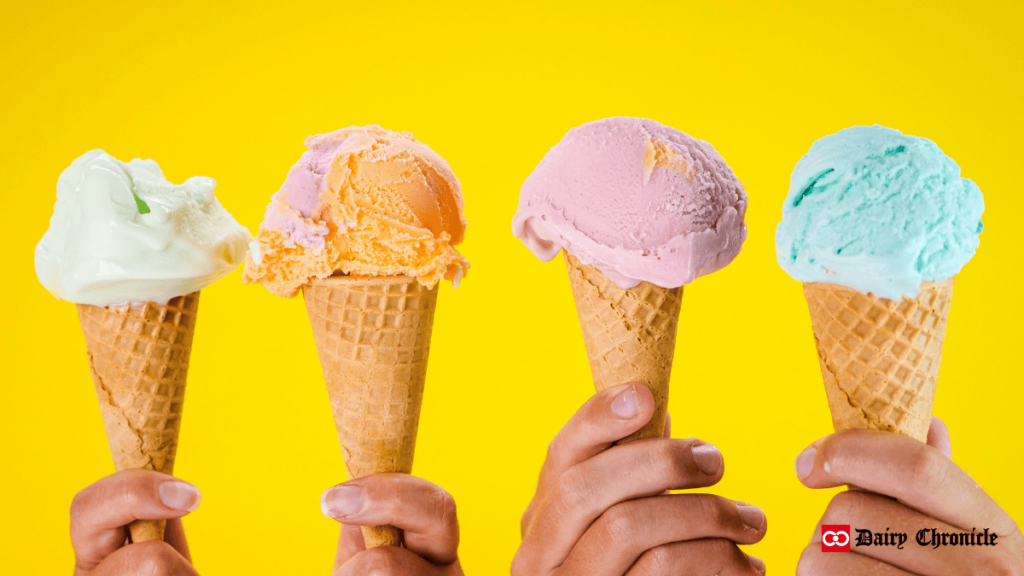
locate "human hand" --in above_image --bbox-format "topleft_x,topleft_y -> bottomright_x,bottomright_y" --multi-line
71,470 -> 201,576
512,382 -> 768,576
321,473 -> 464,575
796,417 -> 1024,574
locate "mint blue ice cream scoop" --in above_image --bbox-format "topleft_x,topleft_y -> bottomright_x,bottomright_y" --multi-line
775,125 -> 984,300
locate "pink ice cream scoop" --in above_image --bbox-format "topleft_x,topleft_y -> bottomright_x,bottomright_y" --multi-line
512,117 -> 747,288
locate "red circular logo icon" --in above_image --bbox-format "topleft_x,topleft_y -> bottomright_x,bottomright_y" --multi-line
822,525 -> 851,552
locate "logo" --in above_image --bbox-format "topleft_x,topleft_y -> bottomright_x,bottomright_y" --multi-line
819,525 -> 999,553
822,525 -> 851,552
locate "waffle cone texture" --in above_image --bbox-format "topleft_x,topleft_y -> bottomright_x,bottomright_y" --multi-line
303,276 -> 438,548
565,254 -> 683,441
803,279 -> 954,442
76,292 -> 199,543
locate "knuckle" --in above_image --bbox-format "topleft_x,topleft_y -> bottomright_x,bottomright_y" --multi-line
670,440 -> 693,477
596,503 -> 638,548
707,538 -> 739,565
652,440 -> 689,482
1009,524 -> 1024,555
697,496 -> 735,529
976,552 -> 1023,576
427,485 -> 459,557
69,485 -> 100,551
908,447 -> 949,494
821,491 -> 861,524
634,544 -> 674,575
69,487 -> 89,521
796,544 -> 822,575
510,548 -> 532,576
519,506 -> 534,537
355,546 -> 402,575
546,428 -> 569,465
554,465 -> 594,512
133,542 -> 180,576
115,472 -> 142,510
544,435 -> 559,464
430,485 -> 458,527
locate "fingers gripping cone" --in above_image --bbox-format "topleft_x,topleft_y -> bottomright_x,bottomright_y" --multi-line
76,292 -> 200,543
303,276 -> 438,548
802,279 -> 955,442
564,253 -> 684,441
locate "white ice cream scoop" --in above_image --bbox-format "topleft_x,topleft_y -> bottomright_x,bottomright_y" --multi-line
35,149 -> 252,306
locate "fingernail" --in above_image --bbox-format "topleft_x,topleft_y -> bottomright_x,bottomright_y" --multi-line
610,385 -> 639,419
691,443 -> 722,475
321,485 -> 363,519
738,505 -> 765,530
158,481 -> 201,512
795,446 -> 817,480
748,555 -> 766,573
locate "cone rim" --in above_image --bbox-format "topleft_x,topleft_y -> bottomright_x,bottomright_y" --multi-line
802,276 -> 955,300
305,275 -> 426,288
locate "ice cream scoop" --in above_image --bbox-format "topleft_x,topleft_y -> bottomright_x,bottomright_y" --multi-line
243,125 -> 469,297
775,125 -> 984,299
35,149 -> 252,306
512,117 -> 747,289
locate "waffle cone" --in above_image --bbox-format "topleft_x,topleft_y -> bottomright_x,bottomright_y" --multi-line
76,292 -> 199,543
303,276 -> 438,548
565,254 -> 683,441
802,279 -> 954,442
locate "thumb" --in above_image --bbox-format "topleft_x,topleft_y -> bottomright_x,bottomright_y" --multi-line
927,416 -> 952,458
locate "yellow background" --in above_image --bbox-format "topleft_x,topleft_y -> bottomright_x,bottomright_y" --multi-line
2,1 -> 1022,573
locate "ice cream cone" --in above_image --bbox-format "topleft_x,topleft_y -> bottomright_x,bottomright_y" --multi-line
303,276 -> 438,548
564,253 -> 683,441
802,279 -> 955,442
76,292 -> 200,543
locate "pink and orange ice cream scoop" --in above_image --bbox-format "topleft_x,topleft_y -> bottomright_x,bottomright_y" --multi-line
244,125 -> 469,297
